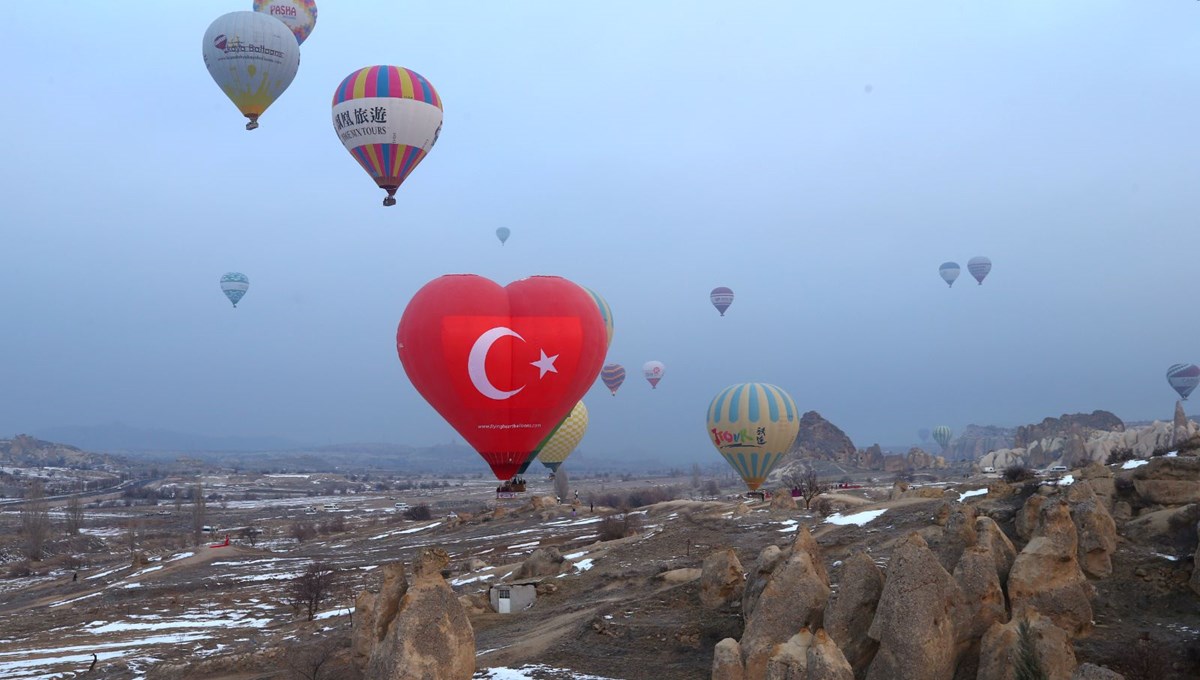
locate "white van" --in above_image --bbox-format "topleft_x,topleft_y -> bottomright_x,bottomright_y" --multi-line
394,502 -> 410,511
1049,465 -> 1068,473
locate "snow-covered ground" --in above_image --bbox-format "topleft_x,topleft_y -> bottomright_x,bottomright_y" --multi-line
825,509 -> 888,527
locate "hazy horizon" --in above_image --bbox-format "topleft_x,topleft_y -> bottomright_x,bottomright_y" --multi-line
3,2 -> 1199,468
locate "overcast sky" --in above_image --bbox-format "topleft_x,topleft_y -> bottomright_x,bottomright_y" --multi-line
2,1 -> 1198,463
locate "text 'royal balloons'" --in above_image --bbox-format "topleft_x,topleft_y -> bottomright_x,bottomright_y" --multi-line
220,272 -> 249,308
579,285 -> 614,349
496,227 -> 511,245
939,262 -> 960,288
967,256 -> 992,285
396,275 -> 607,481
600,364 -> 626,396
252,0 -> 317,45
706,383 -> 800,491
932,425 -> 952,452
1167,363 -> 1200,401
643,361 -> 665,389
710,287 -> 735,316
203,12 -> 300,130
332,66 -> 443,206
537,401 -> 588,472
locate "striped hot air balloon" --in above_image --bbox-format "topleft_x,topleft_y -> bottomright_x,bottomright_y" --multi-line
932,425 -> 952,452
600,364 -> 626,396
706,383 -> 800,491
1167,363 -> 1200,401
579,285 -> 614,349
939,262 -> 960,288
537,401 -> 588,472
967,256 -> 992,285
220,272 -> 249,308
710,287 -> 734,316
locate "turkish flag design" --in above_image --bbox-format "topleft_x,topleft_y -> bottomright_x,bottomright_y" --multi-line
397,275 -> 607,480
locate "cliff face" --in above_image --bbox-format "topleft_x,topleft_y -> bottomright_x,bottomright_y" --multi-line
943,425 -> 1015,462
789,412 -> 856,463
1014,411 -> 1124,448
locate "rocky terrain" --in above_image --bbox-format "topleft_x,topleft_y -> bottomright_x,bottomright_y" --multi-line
0,448 -> 1197,679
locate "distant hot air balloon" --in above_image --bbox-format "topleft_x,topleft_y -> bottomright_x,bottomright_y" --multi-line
579,286 -> 614,349
252,0 -> 317,45
496,227 -> 511,245
710,287 -> 735,317
203,12 -> 300,130
706,382 -> 800,491
396,275 -> 607,481
932,425 -> 952,452
601,364 -> 626,396
220,272 -> 249,308
939,262 -> 960,288
537,401 -> 588,472
643,361 -> 665,389
332,66 -> 443,206
1166,364 -> 1200,401
967,256 -> 992,285
918,427 -> 931,444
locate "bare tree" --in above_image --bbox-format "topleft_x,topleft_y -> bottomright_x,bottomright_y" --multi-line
795,468 -> 827,510
173,489 -> 183,514
290,562 -> 338,621
20,480 -> 52,561
553,467 -> 570,502
191,482 -> 207,547
282,636 -> 343,680
239,526 -> 259,547
64,496 -> 84,535
690,463 -> 702,489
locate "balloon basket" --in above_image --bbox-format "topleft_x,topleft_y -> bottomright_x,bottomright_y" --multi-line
744,491 -> 767,501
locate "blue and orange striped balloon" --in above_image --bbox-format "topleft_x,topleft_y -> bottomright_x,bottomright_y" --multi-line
600,363 -> 626,395
706,383 -> 800,491
332,66 -> 443,206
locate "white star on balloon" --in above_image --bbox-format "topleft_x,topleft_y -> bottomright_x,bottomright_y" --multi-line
531,350 -> 559,378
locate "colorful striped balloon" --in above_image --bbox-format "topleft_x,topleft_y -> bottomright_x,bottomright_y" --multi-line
939,262 -> 960,288
1167,363 -> 1200,401
706,383 -> 800,491
710,287 -> 734,316
967,256 -> 992,285
932,425 -> 952,452
579,285 -> 614,349
537,401 -> 588,472
600,363 -> 626,395
332,66 -> 443,206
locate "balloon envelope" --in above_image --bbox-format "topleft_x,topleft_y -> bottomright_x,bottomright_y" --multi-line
496,227 -> 511,245
939,262 -> 960,287
203,12 -> 300,130
396,275 -> 607,481
332,66 -> 443,206
918,427 -> 931,443
932,425 -> 952,452
600,364 -> 626,395
579,285 -> 614,349
706,382 -> 800,491
710,287 -> 734,316
643,361 -> 665,389
1167,363 -> 1200,401
251,0 -> 317,44
220,272 -> 249,308
537,401 -> 588,471
967,256 -> 992,285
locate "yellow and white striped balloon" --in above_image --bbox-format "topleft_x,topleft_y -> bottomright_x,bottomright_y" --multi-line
537,401 -> 588,472
706,383 -> 799,491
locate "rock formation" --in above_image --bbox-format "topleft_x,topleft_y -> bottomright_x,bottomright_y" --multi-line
976,611 -> 1077,680
1007,501 -> 1094,637
712,638 -> 746,680
1064,481 -> 1117,579
700,549 -> 746,610
514,546 -> 566,579
824,551 -> 882,677
743,544 -> 785,618
1014,411 -> 1125,448
1131,456 -> 1200,505
789,412 -> 857,463
352,562 -> 409,671
974,516 -> 1017,585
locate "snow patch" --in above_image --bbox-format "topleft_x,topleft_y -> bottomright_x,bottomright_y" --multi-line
825,509 -> 887,527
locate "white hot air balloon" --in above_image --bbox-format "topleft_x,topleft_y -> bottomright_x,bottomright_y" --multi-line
203,12 -> 300,130
643,361 -> 665,389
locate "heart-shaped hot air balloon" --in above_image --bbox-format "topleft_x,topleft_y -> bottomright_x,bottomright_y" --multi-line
396,275 -> 607,481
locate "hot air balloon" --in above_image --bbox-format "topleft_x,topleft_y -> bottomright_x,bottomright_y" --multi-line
203,12 -> 300,130
939,262 -> 960,288
537,401 -> 588,472
706,382 -> 800,491
918,427 -> 931,444
710,287 -> 735,316
496,227 -> 511,245
252,0 -> 317,45
1167,364 -> 1200,401
578,286 -> 614,349
396,275 -> 607,481
220,272 -> 249,308
643,361 -> 665,389
601,364 -> 625,396
932,425 -> 952,452
967,256 -> 992,285
332,66 -> 443,206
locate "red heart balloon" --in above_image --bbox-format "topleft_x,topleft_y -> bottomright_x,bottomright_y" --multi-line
397,274 -> 607,481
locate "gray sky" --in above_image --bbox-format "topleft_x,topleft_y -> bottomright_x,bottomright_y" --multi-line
2,1 -> 1198,462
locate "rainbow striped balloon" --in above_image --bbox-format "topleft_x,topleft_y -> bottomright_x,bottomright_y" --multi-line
706,383 -> 799,491
600,364 -> 626,395
332,66 -> 443,206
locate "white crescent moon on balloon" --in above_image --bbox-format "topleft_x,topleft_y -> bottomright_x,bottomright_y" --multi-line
468,327 -> 526,400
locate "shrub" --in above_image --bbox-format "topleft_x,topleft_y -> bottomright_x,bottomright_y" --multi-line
597,513 -> 643,541
6,561 -> 31,578
1003,464 -> 1037,483
1165,504 -> 1200,554
289,521 -> 317,543
404,504 -> 433,521
1106,448 -> 1135,466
